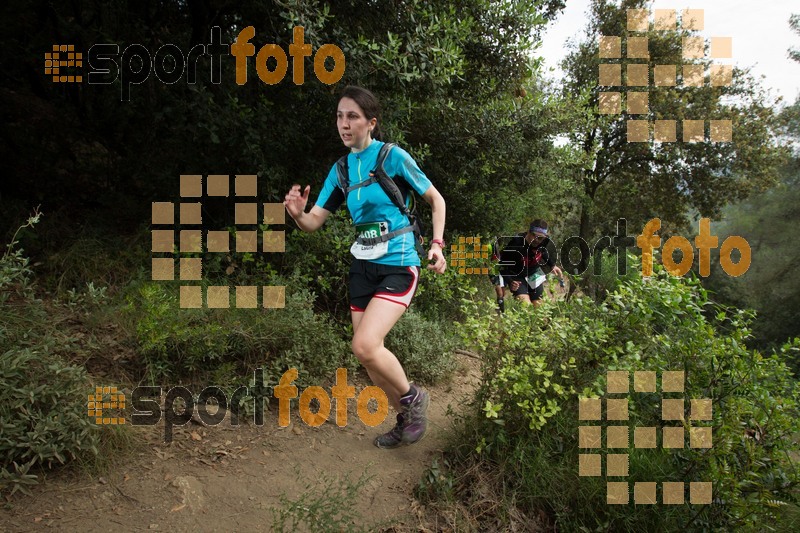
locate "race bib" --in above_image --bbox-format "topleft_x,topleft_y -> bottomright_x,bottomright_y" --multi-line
351,221 -> 389,260
527,267 -> 546,289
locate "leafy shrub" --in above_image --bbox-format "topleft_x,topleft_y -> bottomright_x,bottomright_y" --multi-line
41,225 -> 148,295
385,310 -> 458,385
0,212 -> 110,494
578,248 -> 641,301
451,262 -> 800,531
0,348 -> 101,495
124,278 -> 352,387
0,210 -> 40,304
413,260 -> 480,323
280,211 -> 355,323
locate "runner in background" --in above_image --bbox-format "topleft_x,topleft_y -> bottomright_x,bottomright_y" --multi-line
498,219 -> 563,307
486,239 -> 506,313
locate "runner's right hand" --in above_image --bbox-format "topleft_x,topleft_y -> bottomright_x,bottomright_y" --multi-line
284,184 -> 310,220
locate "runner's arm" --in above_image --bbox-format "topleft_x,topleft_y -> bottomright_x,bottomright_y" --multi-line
422,185 -> 445,244
293,205 -> 331,232
284,185 -> 331,232
422,185 -> 446,273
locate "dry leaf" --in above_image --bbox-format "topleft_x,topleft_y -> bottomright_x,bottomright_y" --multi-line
170,504 -> 186,513
190,431 -> 202,441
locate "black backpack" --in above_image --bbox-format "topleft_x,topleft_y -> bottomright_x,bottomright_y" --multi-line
335,143 -> 424,255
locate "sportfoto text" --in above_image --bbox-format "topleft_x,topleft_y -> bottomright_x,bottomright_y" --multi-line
492,218 -> 750,278
86,26 -> 344,100
130,368 -> 389,443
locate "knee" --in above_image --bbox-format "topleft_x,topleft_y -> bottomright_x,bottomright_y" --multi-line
351,336 -> 380,364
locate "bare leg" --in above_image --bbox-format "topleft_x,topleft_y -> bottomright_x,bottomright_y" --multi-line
351,299 -> 410,412
352,312 -> 398,405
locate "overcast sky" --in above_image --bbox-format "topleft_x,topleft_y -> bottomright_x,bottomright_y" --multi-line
537,0 -> 800,105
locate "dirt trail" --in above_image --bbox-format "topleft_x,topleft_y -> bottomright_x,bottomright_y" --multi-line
1,354 -> 480,532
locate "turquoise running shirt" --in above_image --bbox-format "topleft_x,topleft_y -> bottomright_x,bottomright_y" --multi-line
315,140 -> 432,267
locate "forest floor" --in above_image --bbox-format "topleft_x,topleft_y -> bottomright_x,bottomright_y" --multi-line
0,353 -> 482,532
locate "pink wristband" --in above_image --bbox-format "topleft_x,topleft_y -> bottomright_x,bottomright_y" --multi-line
431,239 -> 445,247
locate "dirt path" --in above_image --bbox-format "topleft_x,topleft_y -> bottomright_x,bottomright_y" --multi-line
1,354 -> 480,532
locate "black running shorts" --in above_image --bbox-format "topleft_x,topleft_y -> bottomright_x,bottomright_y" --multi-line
349,259 -> 420,312
502,275 -> 545,300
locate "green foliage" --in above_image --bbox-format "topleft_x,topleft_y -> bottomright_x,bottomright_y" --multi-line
269,469 -> 377,532
281,211 -> 356,323
43,226 -> 148,295
464,296 -> 595,434
413,261 -> 479,323
410,85 -> 571,237
0,348 -> 101,496
0,209 -> 40,303
416,457 -> 457,503
451,264 -> 800,531
124,277 -> 352,387
790,13 -> 800,64
384,310 -> 458,385
1,0 -> 569,254
576,249 -> 641,302
0,213 -> 118,495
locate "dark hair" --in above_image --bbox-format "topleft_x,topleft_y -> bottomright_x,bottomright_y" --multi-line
339,85 -> 383,140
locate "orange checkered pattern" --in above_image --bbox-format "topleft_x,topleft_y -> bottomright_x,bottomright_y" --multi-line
88,386 -> 125,425
579,370 -> 713,505
45,44 -> 83,83
598,9 -> 732,143
152,175 -> 286,308
450,236 -> 491,275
